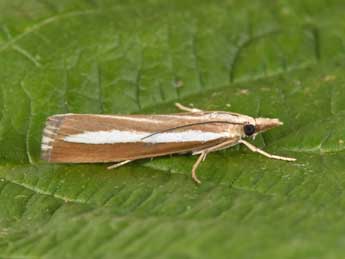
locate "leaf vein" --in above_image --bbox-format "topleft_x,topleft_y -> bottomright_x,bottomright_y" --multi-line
12,45 -> 41,68
3,177 -> 89,205
19,81 -> 34,165
229,29 -> 280,83
0,9 -> 102,53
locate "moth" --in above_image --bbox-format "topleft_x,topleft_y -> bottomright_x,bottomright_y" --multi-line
41,103 -> 296,184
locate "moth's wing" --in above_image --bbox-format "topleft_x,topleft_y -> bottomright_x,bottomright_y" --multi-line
41,113 -> 232,163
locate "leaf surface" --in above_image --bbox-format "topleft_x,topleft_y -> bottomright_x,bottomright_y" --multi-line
1,0 -> 345,258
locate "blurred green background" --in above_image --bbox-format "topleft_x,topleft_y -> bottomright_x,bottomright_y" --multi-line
1,0 -> 345,258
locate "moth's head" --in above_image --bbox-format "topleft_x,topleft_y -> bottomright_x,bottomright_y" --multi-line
242,117 -> 283,138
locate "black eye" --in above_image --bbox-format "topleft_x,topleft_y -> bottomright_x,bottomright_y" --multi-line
244,124 -> 256,136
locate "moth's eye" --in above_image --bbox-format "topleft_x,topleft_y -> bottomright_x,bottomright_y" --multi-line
244,124 -> 256,136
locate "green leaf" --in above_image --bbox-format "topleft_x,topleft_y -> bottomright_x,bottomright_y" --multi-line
1,0 -> 345,258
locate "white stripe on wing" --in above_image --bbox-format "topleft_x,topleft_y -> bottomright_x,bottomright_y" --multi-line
63,130 -> 231,144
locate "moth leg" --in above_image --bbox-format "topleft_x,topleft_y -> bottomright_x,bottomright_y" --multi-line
175,103 -> 203,113
107,160 -> 132,170
190,139 -> 240,184
193,139 -> 240,155
239,139 -> 296,161
192,151 -> 208,184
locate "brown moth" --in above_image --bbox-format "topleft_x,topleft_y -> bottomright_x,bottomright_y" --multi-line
41,103 -> 296,184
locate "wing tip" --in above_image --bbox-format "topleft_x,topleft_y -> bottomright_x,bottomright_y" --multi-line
40,115 -> 66,161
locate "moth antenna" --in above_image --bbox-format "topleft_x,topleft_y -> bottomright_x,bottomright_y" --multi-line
141,120 -> 243,140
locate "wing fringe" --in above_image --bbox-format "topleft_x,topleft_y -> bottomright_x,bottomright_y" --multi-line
41,115 -> 65,161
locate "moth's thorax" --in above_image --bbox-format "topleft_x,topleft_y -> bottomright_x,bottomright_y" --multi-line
221,124 -> 243,138
205,112 -> 255,125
